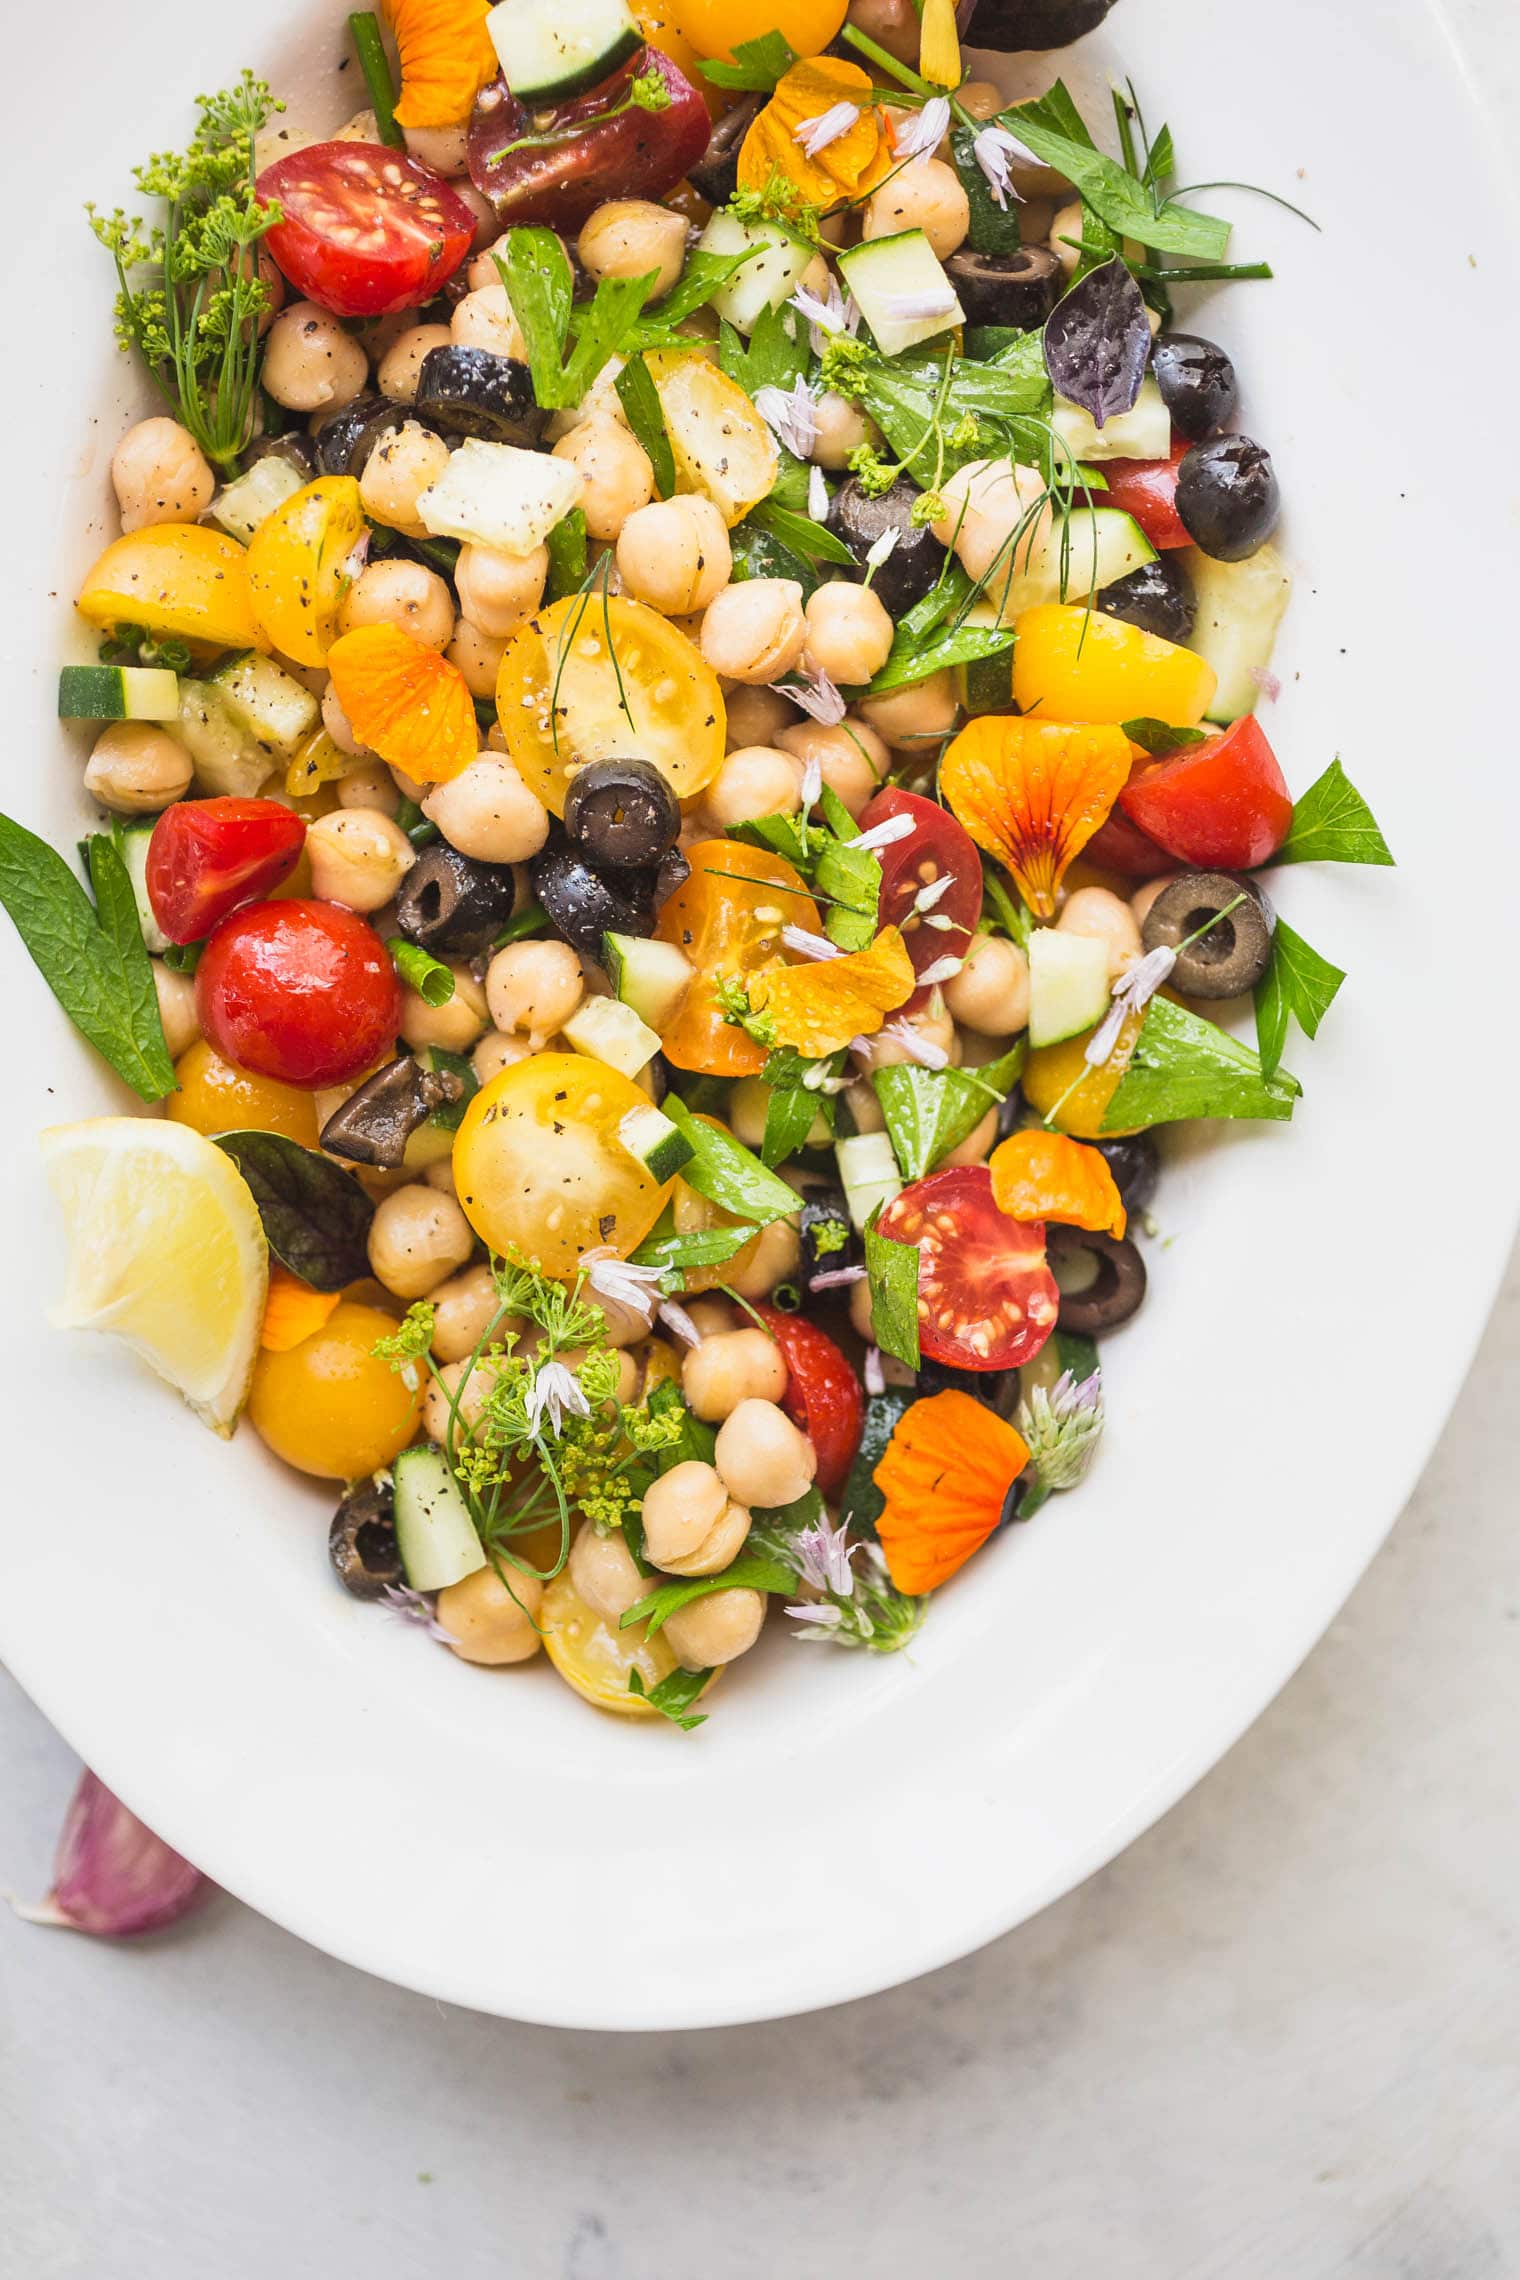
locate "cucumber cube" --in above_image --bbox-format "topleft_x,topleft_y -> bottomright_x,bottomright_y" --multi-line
618,1102 -> 694,1185
837,231 -> 965,358
1028,928 -> 1111,1049
58,665 -> 179,722
562,995 -> 661,1079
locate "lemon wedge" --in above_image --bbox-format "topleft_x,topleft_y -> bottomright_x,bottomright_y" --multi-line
40,1118 -> 269,1435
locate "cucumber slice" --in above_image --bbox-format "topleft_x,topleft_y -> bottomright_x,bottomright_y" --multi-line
118,823 -> 169,954
562,994 -> 661,1079
209,455 -> 305,545
1052,376 -> 1170,464
176,681 -> 274,798
418,437 -> 584,556
58,665 -> 180,723
603,931 -> 694,1031
486,0 -> 641,102
974,505 -> 1158,625
211,653 -> 320,761
1185,543 -> 1292,725
697,211 -> 816,333
837,230 -> 965,359
618,1101 -> 694,1184
393,1446 -> 486,1593
836,1130 -> 903,1232
1028,928 -> 1110,1049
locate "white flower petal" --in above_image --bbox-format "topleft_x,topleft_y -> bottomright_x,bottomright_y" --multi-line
793,100 -> 860,157
807,462 -> 830,522
854,811 -> 918,853
781,923 -> 843,961
892,95 -> 951,161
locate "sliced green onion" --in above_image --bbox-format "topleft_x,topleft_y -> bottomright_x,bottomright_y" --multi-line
387,938 -> 456,1006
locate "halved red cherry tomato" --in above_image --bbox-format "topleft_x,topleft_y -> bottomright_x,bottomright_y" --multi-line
195,899 -> 401,1089
859,787 -> 983,1013
1099,442 -> 1191,552
1120,716 -> 1293,871
145,799 -> 306,946
1084,802 -> 1175,880
877,1166 -> 1059,1372
257,142 -> 476,318
753,1305 -> 863,1498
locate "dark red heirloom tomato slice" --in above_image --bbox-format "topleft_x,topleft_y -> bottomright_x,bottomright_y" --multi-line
753,1306 -> 864,1499
145,798 -> 306,946
1120,716 -> 1293,871
195,899 -> 401,1089
257,142 -> 476,318
1099,442 -> 1191,552
877,1167 -> 1059,1372
468,51 -> 711,230
859,787 -> 983,1013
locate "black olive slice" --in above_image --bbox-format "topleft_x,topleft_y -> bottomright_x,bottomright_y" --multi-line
1047,1225 -> 1147,1335
800,1183 -> 858,1296
413,345 -> 549,445
531,840 -> 657,961
1094,1133 -> 1160,1216
394,842 -> 519,955
826,475 -> 945,617
1096,554 -> 1196,644
945,246 -> 1063,331
1149,332 -> 1238,441
563,757 -> 681,870
1141,870 -> 1275,998
242,430 -> 317,481
914,1355 -> 1023,1421
312,392 -> 408,479
320,1054 -> 464,1170
329,1477 -> 405,1600
961,0 -> 1117,49
1175,435 -> 1281,562
652,846 -> 690,908
687,95 -> 761,208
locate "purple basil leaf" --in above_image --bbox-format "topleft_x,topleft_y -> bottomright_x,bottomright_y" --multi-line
1043,256 -> 1150,430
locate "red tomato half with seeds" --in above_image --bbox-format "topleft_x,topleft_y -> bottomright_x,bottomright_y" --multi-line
195,899 -> 401,1089
258,142 -> 476,318
1099,442 -> 1191,552
1120,716 -> 1293,871
860,787 -> 983,1013
146,798 -> 306,946
753,1306 -> 864,1499
877,1166 -> 1059,1372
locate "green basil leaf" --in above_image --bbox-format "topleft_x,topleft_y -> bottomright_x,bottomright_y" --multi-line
386,937 -> 455,1007
545,506 -> 588,601
865,620 -> 1014,697
623,1545 -> 799,1634
628,1220 -> 757,1284
864,1213 -> 920,1370
746,499 -> 856,566
498,229 -> 575,407
727,812 -> 813,866
1121,717 -> 1210,756
1101,996 -> 1300,1130
644,1378 -> 717,1470
661,1093 -> 802,1225
718,301 -> 811,396
729,518 -> 818,597
1253,918 -> 1345,1080
837,1387 -> 916,1538
1274,758 -> 1394,868
211,1130 -> 375,1290
627,1664 -> 713,1729
614,355 -> 676,498
815,835 -> 881,950
1008,85 -> 1231,262
762,1078 -> 825,1168
699,29 -> 797,88
872,1041 -> 1026,1180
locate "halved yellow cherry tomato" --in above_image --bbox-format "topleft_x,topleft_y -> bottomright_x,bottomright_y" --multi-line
644,349 -> 780,527
76,524 -> 266,654
542,1566 -> 711,1717
1020,1007 -> 1145,1138
246,475 -> 366,665
669,0 -> 848,62
496,593 -> 725,817
656,839 -> 821,1077
1012,603 -> 1217,728
452,1052 -> 674,1279
167,1039 -> 322,1147
248,1300 -> 423,1479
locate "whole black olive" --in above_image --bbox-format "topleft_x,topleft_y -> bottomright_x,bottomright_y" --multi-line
1047,1224 -> 1147,1335
687,95 -> 761,207
962,0 -> 1117,49
1175,435 -> 1281,562
826,476 -> 946,617
312,392 -> 407,478
945,246 -> 1064,330
1149,332 -> 1238,441
1141,870 -> 1275,998
1094,1132 -> 1160,1216
531,840 -> 657,961
394,842 -> 519,955
329,1477 -> 405,1600
320,1054 -> 465,1169
915,1355 -> 1023,1420
242,430 -> 317,481
563,757 -> 681,870
1096,554 -> 1196,644
413,345 -> 548,446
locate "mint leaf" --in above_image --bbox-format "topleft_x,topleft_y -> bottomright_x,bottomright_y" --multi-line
1253,918 -> 1345,1080
699,29 -> 797,88
718,302 -> 810,395
872,1041 -> 1027,1181
1121,717 -> 1210,756
660,1095 -> 799,1224
613,355 -> 675,497
1009,83 -> 1231,262
1102,996 -> 1300,1130
746,499 -> 856,567
864,1213 -> 920,1370
1275,759 -> 1394,868
762,1078 -> 824,1168
866,619 -> 1014,696
623,1545 -> 799,1634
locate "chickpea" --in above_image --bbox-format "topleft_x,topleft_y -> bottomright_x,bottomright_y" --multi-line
662,1586 -> 766,1671
848,1275 -> 875,1344
486,938 -> 583,1039
931,457 -> 1053,604
577,201 -> 688,298
682,1327 -> 787,1422
682,1295 -> 737,1340
376,323 -> 452,404
390,763 -> 428,805
1058,885 -> 1143,981
423,1156 -> 459,1199
437,1562 -> 544,1666
359,422 -> 453,539
943,932 -> 1030,1036
450,542 -> 545,641
811,390 -> 881,471
450,283 -> 526,361
658,1494 -> 752,1578
726,1215 -> 802,1302
569,1525 -> 650,1623
640,1460 -> 728,1566
454,182 -> 499,252
1050,199 -> 1085,277
400,963 -> 490,1053
422,755 -> 550,865
424,1355 -> 490,1444
1019,198 -> 1056,249
321,679 -> 367,758
615,495 -> 731,616
858,668 -> 959,752
700,579 -> 807,685
702,745 -> 804,832
726,1076 -> 770,1151
339,558 -> 455,651
83,722 -> 193,814
803,580 -> 894,685
368,1182 -> 475,1300
446,617 -> 508,700
957,80 -> 1004,122
305,807 -> 416,913
263,301 -> 369,413
551,418 -> 653,543
941,1103 -> 999,1169
776,717 -> 888,819
845,0 -> 921,66
863,158 -> 970,261
333,108 -> 381,142
152,961 -> 200,1060
110,418 -> 215,533
723,683 -> 795,751
472,1029 -> 534,1084
853,995 -> 955,1071
843,1076 -> 885,1134
403,122 -> 469,176
428,1262 -> 501,1364
1130,874 -> 1178,929
715,1399 -> 816,1509
335,758 -> 401,816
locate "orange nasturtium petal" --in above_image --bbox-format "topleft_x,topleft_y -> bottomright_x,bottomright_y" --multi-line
940,716 -> 1132,921
750,926 -> 915,1056
873,1390 -> 1030,1595
327,623 -> 478,783
737,59 -> 894,208
261,1267 -> 342,1354
384,0 -> 497,128
989,1129 -> 1127,1240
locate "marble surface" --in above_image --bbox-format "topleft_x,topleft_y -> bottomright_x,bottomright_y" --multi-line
4,4 -> 1519,2271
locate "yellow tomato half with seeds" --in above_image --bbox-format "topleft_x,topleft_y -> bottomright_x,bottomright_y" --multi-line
246,475 -> 366,665
495,593 -> 725,817
76,524 -> 266,654
541,1567 -> 712,1717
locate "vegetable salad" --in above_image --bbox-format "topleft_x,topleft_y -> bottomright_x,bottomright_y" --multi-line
5,0 -> 1392,1728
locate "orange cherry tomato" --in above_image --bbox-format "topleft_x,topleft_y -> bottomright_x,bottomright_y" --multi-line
656,839 -> 821,1077
669,0 -> 848,61
167,1038 -> 322,1147
248,1301 -> 423,1479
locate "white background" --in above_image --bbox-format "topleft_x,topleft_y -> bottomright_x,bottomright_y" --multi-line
4,2 -> 1518,2271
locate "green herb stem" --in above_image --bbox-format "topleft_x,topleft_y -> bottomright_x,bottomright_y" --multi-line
348,13 -> 406,148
